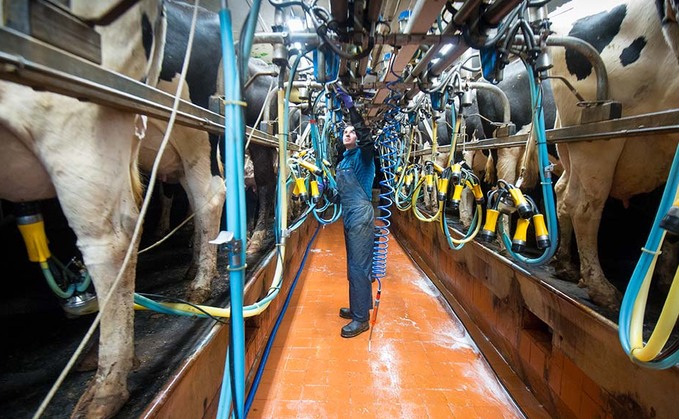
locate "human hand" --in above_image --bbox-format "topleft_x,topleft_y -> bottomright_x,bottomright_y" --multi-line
336,89 -> 354,109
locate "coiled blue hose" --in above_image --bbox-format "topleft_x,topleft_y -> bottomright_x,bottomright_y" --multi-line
371,77 -> 403,284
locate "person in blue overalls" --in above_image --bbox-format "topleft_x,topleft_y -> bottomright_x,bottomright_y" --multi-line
335,88 -> 375,338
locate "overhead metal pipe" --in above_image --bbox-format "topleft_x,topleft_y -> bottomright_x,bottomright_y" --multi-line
403,21 -> 456,84
547,36 -> 609,101
468,81 -> 511,123
402,35 -> 467,101
367,0 -> 403,79
252,32 -> 321,46
453,0 -> 484,26
425,37 -> 469,76
375,33 -> 461,46
482,0 -> 522,26
369,0 -> 445,115
513,34 -> 609,101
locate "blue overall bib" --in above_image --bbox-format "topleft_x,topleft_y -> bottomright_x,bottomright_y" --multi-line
337,167 -> 374,322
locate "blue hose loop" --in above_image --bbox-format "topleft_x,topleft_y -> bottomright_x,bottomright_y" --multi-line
244,223 -> 322,415
497,61 -> 558,265
309,110 -> 342,224
619,145 -> 679,369
439,171 -> 483,250
41,257 -> 92,298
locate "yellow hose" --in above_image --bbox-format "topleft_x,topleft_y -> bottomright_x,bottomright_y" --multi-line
411,177 -> 442,222
447,119 -> 462,168
630,184 -> 679,361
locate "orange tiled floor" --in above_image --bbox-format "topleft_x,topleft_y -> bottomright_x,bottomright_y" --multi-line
248,221 -> 524,418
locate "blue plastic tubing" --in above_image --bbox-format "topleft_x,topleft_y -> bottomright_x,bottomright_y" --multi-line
217,2 -> 252,416
619,145 -> 679,369
499,63 -> 558,265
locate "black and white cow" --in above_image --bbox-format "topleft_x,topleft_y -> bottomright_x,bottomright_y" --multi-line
148,1 -> 283,269
549,0 -> 679,309
463,59 -> 559,188
456,60 -> 560,229
0,1 -> 164,417
141,0 -> 226,304
243,60 -> 279,255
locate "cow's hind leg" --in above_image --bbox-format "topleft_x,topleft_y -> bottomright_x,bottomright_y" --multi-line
54,113 -> 141,418
565,142 -> 623,309
170,132 -> 225,303
553,144 -> 579,282
247,144 -> 275,256
183,173 -> 224,303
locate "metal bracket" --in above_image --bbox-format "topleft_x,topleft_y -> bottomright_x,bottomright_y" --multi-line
495,123 -> 516,137
579,101 -> 623,124
210,231 -> 243,268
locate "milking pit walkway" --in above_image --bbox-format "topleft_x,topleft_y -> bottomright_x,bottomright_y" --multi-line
247,221 -> 540,418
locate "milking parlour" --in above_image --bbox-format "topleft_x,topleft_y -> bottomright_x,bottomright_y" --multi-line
2,0 -> 679,417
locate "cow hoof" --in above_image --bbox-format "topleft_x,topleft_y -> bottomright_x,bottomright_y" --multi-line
186,286 -> 211,305
247,239 -> 264,256
71,384 -> 128,419
553,261 -> 579,283
588,286 -> 622,311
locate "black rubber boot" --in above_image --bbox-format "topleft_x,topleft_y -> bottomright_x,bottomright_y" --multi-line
339,307 -> 352,319
341,320 -> 369,338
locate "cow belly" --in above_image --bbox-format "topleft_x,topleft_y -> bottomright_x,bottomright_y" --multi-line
139,119 -> 184,182
0,128 -> 56,201
609,135 -> 679,200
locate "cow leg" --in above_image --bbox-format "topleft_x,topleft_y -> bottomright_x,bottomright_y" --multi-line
173,132 -> 225,304
247,144 -> 275,255
563,142 -> 623,309
155,182 -> 174,238
53,113 -> 140,418
181,172 -> 224,303
654,237 -> 679,294
553,144 -> 579,282
459,189 -> 475,228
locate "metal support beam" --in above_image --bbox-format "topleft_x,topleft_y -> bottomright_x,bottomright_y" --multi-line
0,26 -> 290,149
410,108 -> 679,157
252,32 -> 321,47
369,0 -> 447,117
453,0 -> 483,26
374,33 -> 462,46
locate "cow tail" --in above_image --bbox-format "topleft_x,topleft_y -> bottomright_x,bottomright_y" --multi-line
484,151 -> 496,185
131,147 -> 143,208
521,124 -> 539,189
